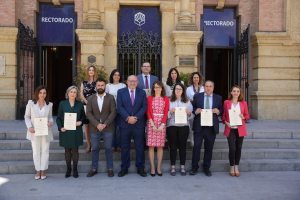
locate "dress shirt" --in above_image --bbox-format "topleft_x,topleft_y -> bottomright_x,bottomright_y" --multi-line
142,73 -> 151,89
204,93 -> 213,109
167,98 -> 194,127
38,106 -> 45,118
230,102 -> 240,129
186,85 -> 204,100
97,93 -> 106,113
128,88 -> 136,99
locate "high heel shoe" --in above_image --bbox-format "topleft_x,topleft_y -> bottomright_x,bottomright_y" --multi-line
73,169 -> 79,178
41,176 -> 47,180
170,167 -> 176,176
235,172 -> 240,177
150,169 -> 156,177
65,168 -> 72,178
156,169 -> 162,176
230,172 -> 236,176
181,167 -> 186,176
35,176 -> 40,180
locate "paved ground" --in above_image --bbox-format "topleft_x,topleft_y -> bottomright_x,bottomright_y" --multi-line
0,171 -> 299,200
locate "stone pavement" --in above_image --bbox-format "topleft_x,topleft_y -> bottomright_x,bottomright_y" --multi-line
0,171 -> 299,200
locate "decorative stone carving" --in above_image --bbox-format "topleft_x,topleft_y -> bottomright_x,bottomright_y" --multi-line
82,0 -> 103,29
52,0 -> 60,6
160,2 -> 175,12
176,0 -> 198,31
104,0 -> 119,10
88,55 -> 96,64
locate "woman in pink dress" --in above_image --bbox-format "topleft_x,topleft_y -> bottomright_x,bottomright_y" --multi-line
147,81 -> 169,177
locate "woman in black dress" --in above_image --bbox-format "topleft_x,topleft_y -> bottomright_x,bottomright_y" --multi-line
80,65 -> 98,153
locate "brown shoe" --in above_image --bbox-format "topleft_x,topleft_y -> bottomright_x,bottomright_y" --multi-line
230,172 -> 236,176
117,148 -> 121,152
235,172 -> 240,177
111,147 -> 116,152
108,169 -> 114,177
87,169 -> 97,177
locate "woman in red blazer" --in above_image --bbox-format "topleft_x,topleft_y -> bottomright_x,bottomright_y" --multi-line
146,81 -> 169,177
222,85 -> 249,177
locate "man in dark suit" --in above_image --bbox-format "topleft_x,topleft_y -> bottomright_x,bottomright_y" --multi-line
86,78 -> 117,178
136,61 -> 159,89
117,75 -> 148,177
190,80 -> 223,177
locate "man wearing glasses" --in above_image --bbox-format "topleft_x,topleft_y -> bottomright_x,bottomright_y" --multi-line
116,75 -> 148,177
137,61 -> 159,90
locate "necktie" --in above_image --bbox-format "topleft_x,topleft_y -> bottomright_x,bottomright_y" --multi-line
145,76 -> 149,89
130,90 -> 134,106
206,95 -> 210,109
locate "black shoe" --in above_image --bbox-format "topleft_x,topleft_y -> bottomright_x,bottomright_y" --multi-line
150,173 -> 155,177
137,169 -> 147,177
204,168 -> 212,177
73,169 -> 79,178
157,172 -> 163,177
65,168 -> 72,178
118,169 -> 128,177
189,168 -> 198,175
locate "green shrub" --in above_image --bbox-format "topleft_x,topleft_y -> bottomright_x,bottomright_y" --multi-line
73,64 -> 108,86
180,72 -> 191,88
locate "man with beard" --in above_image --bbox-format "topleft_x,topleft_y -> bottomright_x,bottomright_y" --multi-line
86,77 -> 117,177
117,75 -> 148,177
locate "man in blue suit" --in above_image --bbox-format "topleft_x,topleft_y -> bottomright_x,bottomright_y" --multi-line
117,75 -> 148,177
136,61 -> 159,89
190,80 -> 223,177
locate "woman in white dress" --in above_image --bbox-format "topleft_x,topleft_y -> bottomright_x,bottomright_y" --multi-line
186,72 -> 204,148
163,68 -> 184,97
24,86 -> 54,180
105,69 -> 126,152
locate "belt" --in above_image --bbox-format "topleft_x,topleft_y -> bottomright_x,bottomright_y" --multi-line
153,114 -> 164,116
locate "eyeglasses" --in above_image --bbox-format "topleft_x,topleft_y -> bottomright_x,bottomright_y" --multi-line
142,66 -> 150,68
175,89 -> 183,91
128,80 -> 137,83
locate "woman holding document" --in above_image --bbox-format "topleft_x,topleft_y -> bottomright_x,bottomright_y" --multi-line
221,85 -> 249,177
146,81 -> 169,177
57,86 -> 86,178
80,65 -> 97,153
167,83 -> 193,176
24,86 -> 54,180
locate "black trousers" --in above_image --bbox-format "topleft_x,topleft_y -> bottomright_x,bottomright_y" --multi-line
192,126 -> 216,169
227,129 -> 244,166
166,126 -> 189,165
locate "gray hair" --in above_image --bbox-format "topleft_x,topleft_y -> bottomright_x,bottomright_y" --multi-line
65,86 -> 80,100
205,80 -> 215,87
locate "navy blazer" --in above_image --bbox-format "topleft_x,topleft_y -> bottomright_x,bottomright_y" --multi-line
192,92 -> 223,134
136,74 -> 159,89
117,87 -> 148,129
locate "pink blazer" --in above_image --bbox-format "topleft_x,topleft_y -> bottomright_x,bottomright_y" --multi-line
221,100 -> 250,137
146,96 -> 169,123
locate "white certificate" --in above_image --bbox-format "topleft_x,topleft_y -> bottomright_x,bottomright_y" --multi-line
34,118 -> 48,136
84,105 -> 86,114
229,109 -> 242,126
175,107 -> 187,124
201,109 -> 213,126
64,113 -> 77,130
144,89 -> 151,97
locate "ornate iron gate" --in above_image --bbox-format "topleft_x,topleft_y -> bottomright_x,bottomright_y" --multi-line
238,24 -> 250,104
17,20 -> 37,120
117,26 -> 162,80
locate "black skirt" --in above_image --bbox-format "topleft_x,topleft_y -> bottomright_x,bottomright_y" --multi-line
82,102 -> 90,124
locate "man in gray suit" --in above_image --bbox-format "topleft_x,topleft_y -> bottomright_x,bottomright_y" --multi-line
137,61 -> 159,89
86,77 -> 117,178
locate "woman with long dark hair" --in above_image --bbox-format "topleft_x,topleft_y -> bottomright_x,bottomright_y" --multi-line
24,86 -> 54,180
163,68 -> 184,97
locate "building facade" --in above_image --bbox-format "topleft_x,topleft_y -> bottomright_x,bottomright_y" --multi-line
0,0 -> 299,120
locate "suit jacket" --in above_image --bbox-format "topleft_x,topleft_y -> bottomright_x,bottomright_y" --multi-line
86,93 -> 117,133
221,100 -> 249,137
137,74 -> 159,89
117,87 -> 148,129
24,100 -> 54,143
192,92 -> 223,134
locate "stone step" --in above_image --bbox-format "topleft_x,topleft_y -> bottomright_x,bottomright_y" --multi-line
1,131 -> 300,140
0,159 -> 299,174
0,149 -> 300,162
0,138 -> 299,150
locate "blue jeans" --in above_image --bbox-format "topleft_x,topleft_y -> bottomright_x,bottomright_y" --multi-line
91,130 -> 113,170
112,118 -> 121,149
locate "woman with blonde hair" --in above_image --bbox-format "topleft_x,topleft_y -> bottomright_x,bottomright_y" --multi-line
80,65 -> 98,153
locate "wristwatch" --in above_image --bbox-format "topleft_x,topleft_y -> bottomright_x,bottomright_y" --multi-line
161,123 -> 165,126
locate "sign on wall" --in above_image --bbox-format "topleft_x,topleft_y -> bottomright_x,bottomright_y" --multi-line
119,7 -> 161,39
38,4 -> 77,44
201,8 -> 237,47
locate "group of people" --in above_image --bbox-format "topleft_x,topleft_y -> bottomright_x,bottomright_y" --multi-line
24,61 -> 249,180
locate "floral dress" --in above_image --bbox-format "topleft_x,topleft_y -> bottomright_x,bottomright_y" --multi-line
146,97 -> 166,147
82,81 -> 96,124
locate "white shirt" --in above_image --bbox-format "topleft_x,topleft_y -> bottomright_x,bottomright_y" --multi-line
204,93 -> 213,109
142,73 -> 151,89
38,106 -> 45,118
231,102 -> 240,129
128,88 -> 136,99
97,93 -> 106,113
186,85 -> 204,100
105,83 -> 126,95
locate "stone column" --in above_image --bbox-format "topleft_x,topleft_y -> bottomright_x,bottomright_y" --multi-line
81,0 -> 103,29
0,27 -> 18,120
176,0 -> 198,31
104,0 -> 119,76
